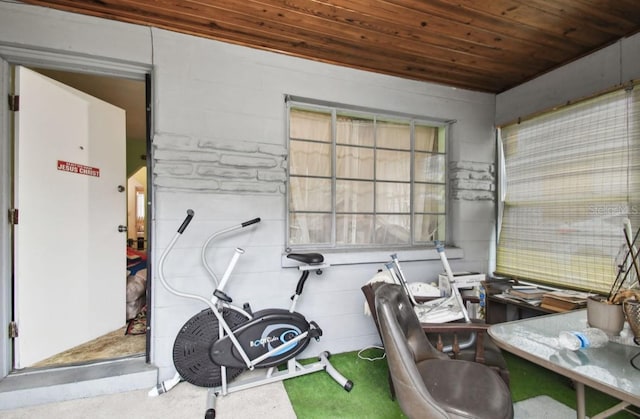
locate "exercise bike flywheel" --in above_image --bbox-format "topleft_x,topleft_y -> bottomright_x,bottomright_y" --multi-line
173,307 -> 248,387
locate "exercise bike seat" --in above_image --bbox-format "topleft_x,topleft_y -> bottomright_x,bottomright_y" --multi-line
287,253 -> 324,265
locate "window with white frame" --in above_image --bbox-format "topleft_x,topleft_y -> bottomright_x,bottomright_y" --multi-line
497,85 -> 640,294
287,101 -> 448,249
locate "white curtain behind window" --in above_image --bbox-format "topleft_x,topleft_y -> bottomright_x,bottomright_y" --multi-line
289,105 -> 447,248
289,109 -> 332,244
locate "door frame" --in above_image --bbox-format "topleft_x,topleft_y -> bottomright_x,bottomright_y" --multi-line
0,46 -> 152,378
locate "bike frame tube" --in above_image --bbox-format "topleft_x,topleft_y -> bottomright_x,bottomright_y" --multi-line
158,232 -> 216,311
211,304 -> 312,370
162,213 -> 316,374
216,248 -> 244,292
211,305 -> 254,369
249,330 -> 311,366
201,224 -> 247,286
290,294 -> 300,313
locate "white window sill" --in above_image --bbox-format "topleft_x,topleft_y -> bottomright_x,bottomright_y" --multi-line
281,247 -> 464,268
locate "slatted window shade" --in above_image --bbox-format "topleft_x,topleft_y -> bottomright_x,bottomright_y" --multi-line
497,85 -> 640,293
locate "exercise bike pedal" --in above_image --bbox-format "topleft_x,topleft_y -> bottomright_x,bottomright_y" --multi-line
309,321 -> 323,340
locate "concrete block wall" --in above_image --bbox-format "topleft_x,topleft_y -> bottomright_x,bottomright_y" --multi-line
450,161 -> 495,202
448,161 -> 497,273
150,27 -> 497,379
0,2 -> 498,383
154,134 -> 287,193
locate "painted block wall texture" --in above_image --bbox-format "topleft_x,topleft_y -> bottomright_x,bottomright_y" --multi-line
0,2 -> 496,382
154,134 -> 287,193
150,27 -> 497,380
450,161 -> 495,201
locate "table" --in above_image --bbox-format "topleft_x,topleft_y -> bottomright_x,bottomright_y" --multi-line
488,309 -> 640,419
485,293 -> 555,323
482,280 -> 557,323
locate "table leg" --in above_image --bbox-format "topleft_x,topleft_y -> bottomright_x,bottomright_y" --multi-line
575,382 -> 586,419
591,402 -> 631,419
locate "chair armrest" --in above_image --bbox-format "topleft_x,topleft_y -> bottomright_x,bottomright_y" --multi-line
420,321 -> 489,334
420,322 -> 488,364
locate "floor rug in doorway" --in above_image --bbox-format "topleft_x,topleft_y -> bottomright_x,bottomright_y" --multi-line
126,306 -> 147,335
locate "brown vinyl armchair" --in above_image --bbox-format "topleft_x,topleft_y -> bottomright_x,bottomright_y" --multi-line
374,282 -> 514,419
362,282 -> 510,386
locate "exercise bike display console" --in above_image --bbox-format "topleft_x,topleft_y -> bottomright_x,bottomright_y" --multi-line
156,210 -> 352,418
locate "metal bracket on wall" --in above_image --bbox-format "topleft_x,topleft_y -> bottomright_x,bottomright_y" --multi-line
8,94 -> 19,111
8,322 -> 18,338
8,208 -> 18,225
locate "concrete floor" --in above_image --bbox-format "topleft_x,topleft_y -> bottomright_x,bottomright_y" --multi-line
0,382 -> 582,419
0,378 -> 297,419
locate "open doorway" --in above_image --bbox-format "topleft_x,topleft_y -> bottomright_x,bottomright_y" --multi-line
11,67 -> 150,369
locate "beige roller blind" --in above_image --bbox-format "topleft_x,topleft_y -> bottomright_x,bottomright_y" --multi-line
497,85 -> 640,293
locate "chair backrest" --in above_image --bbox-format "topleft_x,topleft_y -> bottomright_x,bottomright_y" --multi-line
375,283 -> 450,418
374,282 -> 447,362
362,282 -> 382,335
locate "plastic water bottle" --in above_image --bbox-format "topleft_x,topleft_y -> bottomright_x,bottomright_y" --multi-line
478,284 -> 486,320
558,328 -> 609,351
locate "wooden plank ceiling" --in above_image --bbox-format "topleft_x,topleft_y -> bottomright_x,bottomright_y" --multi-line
22,0 -> 640,93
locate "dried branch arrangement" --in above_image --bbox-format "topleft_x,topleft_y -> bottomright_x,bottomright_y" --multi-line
608,220 -> 640,303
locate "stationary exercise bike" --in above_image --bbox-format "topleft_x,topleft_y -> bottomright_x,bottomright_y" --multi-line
155,210 -> 353,418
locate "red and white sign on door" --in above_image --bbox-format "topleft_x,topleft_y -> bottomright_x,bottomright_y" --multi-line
57,160 -> 100,177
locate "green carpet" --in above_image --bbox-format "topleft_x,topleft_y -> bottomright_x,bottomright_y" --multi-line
284,347 -> 404,418
284,348 -> 636,418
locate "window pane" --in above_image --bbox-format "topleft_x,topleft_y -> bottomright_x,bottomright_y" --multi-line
377,121 -> 410,150
289,213 -> 331,245
337,145 -> 374,179
415,152 -> 445,183
288,104 -> 446,248
336,214 -> 374,245
414,214 -> 445,242
375,214 -> 410,244
415,125 -> 440,152
414,184 -> 445,213
289,177 -> 332,211
290,140 -> 331,177
376,182 -> 410,213
336,180 -> 374,212
290,109 -> 331,142
337,115 -> 374,146
376,149 -> 410,181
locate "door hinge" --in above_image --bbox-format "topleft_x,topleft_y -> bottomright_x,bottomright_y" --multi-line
8,94 -> 19,111
8,208 -> 18,225
8,321 -> 18,338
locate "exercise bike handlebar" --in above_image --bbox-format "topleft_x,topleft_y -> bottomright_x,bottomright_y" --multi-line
177,209 -> 195,234
176,210 -> 259,235
242,217 -> 261,228
159,210 -> 261,310
201,217 -> 261,286
158,209 -> 214,310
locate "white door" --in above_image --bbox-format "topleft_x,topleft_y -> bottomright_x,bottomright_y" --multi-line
13,66 -> 127,368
